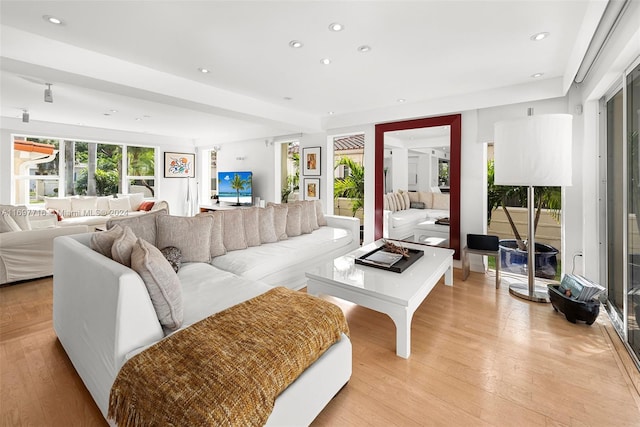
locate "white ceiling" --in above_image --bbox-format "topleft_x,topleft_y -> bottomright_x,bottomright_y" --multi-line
0,1 -> 607,144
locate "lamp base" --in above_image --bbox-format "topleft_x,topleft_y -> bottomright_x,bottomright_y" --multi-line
508,282 -> 550,303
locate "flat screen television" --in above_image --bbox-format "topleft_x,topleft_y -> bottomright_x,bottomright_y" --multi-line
217,171 -> 253,206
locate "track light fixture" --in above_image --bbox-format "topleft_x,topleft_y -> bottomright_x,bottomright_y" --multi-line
22,110 -> 30,123
44,83 -> 53,103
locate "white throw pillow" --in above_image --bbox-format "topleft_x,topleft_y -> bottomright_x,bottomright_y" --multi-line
432,193 -> 450,210
96,196 -> 114,216
118,193 -> 145,211
44,197 -> 72,213
71,197 -> 97,216
130,238 -> 183,331
402,192 -> 410,210
108,197 -> 131,213
418,191 -> 433,209
0,212 -> 21,233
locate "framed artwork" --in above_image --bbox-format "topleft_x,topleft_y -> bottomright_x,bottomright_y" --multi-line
304,178 -> 320,200
164,152 -> 195,178
302,146 -> 321,176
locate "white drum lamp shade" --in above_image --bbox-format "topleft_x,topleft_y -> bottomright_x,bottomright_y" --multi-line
494,114 -> 573,187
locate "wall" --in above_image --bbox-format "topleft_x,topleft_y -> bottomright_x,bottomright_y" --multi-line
0,117 -> 195,216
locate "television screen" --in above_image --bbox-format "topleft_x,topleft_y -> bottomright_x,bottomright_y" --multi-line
218,171 -> 253,205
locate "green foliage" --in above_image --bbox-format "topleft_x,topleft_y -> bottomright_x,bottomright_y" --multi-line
128,146 -> 154,176
334,157 -> 365,217
74,169 -> 119,196
281,148 -> 300,203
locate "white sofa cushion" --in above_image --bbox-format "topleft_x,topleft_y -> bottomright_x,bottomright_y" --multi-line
45,196 -> 72,212
176,262 -> 270,330
389,209 -> 428,228
0,212 -> 21,232
71,197 -> 98,216
118,193 -> 145,211
211,226 -> 352,282
0,205 -> 31,230
418,191 -> 433,208
432,193 -> 450,210
108,197 -> 131,212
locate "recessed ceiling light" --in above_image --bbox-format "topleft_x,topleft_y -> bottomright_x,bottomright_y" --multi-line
357,45 -> 371,53
43,15 -> 63,25
289,40 -> 303,48
328,111 -> 335,115
320,58 -> 332,65
110,109 -> 118,113
531,72 -> 544,78
328,23 -> 344,32
135,118 -> 142,121
397,98 -> 406,103
198,67 -> 210,73
530,32 -> 550,41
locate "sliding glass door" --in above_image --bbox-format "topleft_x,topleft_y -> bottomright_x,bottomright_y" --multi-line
604,59 -> 640,367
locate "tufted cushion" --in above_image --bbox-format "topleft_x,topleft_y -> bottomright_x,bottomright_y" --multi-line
257,206 -> 278,243
156,215 -> 213,263
242,207 -> 261,247
160,246 -> 182,273
222,209 -> 248,251
131,238 -> 183,331
106,209 -> 167,246
90,224 -> 124,258
111,226 -> 137,267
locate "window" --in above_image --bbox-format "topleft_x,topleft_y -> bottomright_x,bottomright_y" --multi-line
12,136 -> 157,204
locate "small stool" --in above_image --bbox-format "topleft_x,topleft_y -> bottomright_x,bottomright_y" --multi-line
462,234 -> 501,288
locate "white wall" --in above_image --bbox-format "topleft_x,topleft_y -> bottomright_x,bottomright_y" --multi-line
0,117 -> 195,215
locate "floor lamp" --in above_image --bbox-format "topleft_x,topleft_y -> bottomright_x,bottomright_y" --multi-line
494,112 -> 573,303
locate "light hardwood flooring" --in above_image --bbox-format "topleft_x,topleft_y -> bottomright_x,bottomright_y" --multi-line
1,270 -> 639,426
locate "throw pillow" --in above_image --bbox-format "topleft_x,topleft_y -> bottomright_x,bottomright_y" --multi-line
242,207 -> 261,247
160,246 -> 182,273
71,197 -> 97,216
0,205 -> 31,231
410,201 -> 426,209
90,224 -> 124,258
285,203 -> 302,237
387,193 -> 397,212
130,238 -> 183,331
111,226 -> 137,267
222,209 -> 248,251
257,206 -> 278,243
108,197 -> 131,213
315,200 -> 328,227
96,196 -> 113,216
271,204 -> 289,240
44,197 -> 72,214
432,193 -> 450,210
156,215 -> 213,263
383,195 -> 389,211
138,201 -> 155,211
106,209 -> 168,246
47,208 -> 64,221
195,211 -> 226,258
395,192 -> 405,210
117,193 -> 145,211
418,191 -> 433,209
290,202 -> 311,234
0,212 -> 21,233
408,191 -> 420,203
402,192 -> 410,210
306,200 -> 319,230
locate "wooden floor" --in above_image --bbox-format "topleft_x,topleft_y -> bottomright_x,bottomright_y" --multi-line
1,270 -> 640,426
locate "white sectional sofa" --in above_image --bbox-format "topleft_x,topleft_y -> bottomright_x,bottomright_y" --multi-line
383,190 -> 449,240
44,194 -> 169,231
53,202 -> 358,425
0,204 -> 88,284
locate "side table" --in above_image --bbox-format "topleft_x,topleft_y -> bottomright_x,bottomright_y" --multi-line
462,245 -> 501,288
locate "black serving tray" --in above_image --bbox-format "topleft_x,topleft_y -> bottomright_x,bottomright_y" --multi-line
355,246 -> 424,273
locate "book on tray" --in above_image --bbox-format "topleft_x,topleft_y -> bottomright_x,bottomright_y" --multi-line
360,250 -> 403,267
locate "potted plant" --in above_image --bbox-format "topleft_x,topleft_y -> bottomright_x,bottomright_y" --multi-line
487,159 -> 561,279
334,157 -> 365,241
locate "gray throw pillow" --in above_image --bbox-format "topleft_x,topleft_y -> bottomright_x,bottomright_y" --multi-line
258,206 -> 278,243
111,226 -> 137,267
131,238 -> 183,331
242,207 -> 261,247
156,215 -> 212,263
285,203 -> 302,237
222,209 -> 248,251
90,224 -> 124,258
106,208 -> 168,246
160,246 -> 182,273
196,211 -> 226,258
315,200 -> 328,226
292,202 -> 312,234
410,201 -> 426,209
271,204 -> 288,240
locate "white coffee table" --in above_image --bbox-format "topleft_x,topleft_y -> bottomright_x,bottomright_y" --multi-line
306,240 -> 454,358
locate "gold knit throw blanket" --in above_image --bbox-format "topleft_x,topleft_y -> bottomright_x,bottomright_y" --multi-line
108,287 -> 349,426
